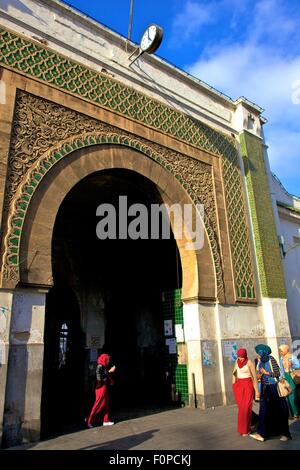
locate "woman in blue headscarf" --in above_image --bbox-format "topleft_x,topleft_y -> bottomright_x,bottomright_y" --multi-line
250,344 -> 291,442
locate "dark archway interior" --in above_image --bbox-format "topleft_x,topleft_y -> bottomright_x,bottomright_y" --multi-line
41,168 -> 182,437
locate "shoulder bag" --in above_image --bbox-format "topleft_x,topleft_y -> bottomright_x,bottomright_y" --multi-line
277,379 -> 293,397
270,357 -> 292,397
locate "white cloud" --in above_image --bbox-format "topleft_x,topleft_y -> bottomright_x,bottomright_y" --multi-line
169,0 -> 247,44
169,1 -> 216,45
189,43 -> 300,122
251,0 -> 299,46
185,0 -> 300,195
266,127 -> 300,176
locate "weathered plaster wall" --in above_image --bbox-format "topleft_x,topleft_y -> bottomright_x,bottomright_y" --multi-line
271,174 -> 300,341
0,290 -> 13,443
2,288 -> 46,448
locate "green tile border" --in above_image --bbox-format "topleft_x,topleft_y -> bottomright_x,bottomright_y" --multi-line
240,132 -> 286,298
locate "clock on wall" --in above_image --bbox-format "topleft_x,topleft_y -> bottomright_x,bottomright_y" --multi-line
128,23 -> 164,66
140,24 -> 163,54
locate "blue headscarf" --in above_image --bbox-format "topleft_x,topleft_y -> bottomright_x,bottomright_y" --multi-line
255,344 -> 272,363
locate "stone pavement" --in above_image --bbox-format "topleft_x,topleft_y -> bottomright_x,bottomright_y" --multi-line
7,403 -> 300,450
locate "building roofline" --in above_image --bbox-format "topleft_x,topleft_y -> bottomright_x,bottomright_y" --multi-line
277,201 -> 300,216
234,96 -> 265,114
45,0 -> 265,113
272,172 -> 300,201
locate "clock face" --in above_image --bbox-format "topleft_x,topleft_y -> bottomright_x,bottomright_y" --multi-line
140,25 -> 157,51
140,24 -> 163,53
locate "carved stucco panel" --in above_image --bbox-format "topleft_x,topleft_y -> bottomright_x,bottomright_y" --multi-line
1,91 -> 225,299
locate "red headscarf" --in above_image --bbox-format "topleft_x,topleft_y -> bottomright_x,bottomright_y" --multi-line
237,348 -> 248,368
97,353 -> 110,367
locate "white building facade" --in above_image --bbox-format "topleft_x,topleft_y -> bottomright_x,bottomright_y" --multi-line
0,0 -> 294,447
271,174 -> 300,345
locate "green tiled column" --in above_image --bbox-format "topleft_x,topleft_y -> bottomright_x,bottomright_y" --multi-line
175,364 -> 189,404
162,289 -> 188,404
240,132 -> 286,298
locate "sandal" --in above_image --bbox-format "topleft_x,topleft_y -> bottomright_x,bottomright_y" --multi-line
250,433 -> 264,442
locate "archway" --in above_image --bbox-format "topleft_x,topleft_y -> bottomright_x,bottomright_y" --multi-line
40,168 -> 184,436
16,145 -> 216,436
18,145 -> 216,300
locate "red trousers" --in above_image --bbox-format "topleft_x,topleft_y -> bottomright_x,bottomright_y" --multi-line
87,384 -> 110,427
233,377 -> 254,435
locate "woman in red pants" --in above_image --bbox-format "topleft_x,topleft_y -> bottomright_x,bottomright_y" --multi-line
232,348 -> 260,436
87,353 -> 116,427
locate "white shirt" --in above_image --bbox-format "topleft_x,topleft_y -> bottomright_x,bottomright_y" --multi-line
236,361 -> 251,379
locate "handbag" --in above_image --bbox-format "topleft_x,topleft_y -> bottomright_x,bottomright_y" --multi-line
290,369 -> 300,385
277,379 -> 293,397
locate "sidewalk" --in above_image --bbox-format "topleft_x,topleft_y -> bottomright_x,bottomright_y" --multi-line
7,403 -> 300,450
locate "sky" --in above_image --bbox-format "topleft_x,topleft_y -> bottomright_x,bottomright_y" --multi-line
62,0 -> 300,197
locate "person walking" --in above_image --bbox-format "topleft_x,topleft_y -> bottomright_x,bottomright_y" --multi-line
279,344 -> 300,420
86,353 -> 116,428
250,344 -> 291,442
232,348 -> 260,436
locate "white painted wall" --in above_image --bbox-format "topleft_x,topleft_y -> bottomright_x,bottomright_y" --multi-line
0,290 -> 14,439
271,174 -> 300,339
0,0 -> 264,136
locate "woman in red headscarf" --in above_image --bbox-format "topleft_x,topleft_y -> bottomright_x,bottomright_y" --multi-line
232,348 -> 260,436
86,353 -> 116,428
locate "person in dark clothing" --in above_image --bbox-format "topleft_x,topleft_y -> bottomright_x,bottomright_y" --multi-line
250,344 -> 291,442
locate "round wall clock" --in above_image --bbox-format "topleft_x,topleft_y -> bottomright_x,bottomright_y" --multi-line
140,24 -> 163,54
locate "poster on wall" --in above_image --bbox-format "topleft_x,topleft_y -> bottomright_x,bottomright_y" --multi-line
202,341 -> 214,366
224,341 -> 238,363
0,342 -> 6,365
87,335 -> 102,349
175,324 -> 184,343
166,338 -> 177,354
0,306 -> 8,335
90,348 -> 98,362
164,319 -> 173,336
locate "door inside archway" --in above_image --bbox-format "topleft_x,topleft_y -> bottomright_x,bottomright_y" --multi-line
41,285 -> 85,437
41,168 -> 182,437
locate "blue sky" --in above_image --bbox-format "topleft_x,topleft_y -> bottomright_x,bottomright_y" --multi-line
63,0 -> 300,196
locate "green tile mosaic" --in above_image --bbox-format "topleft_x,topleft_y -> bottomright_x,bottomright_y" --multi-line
240,132 -> 286,298
175,364 -> 189,404
0,27 -> 256,301
162,289 -> 188,404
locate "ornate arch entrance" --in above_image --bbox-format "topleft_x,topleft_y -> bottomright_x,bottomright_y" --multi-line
40,166 -> 188,436
15,144 -> 215,301
15,143 -> 215,437
1,90 -> 222,446
1,99 -> 218,302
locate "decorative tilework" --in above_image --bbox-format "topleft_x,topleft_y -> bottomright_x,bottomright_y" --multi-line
221,145 -> 256,301
0,27 -> 235,158
162,289 -> 188,405
175,364 -> 189,404
162,289 -> 183,325
1,91 -> 225,299
0,26 -> 256,301
240,132 -> 286,298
